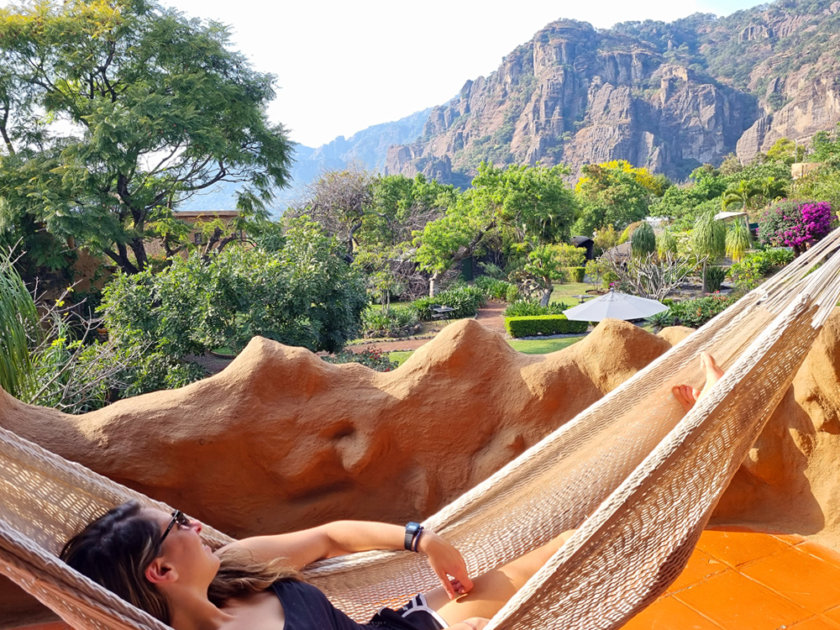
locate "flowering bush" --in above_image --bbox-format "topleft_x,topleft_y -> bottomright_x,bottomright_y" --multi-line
757,200 -> 833,253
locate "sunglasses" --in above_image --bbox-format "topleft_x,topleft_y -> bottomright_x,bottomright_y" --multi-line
158,510 -> 191,547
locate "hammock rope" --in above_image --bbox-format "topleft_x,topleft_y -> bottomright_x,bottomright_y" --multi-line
1,227 -> 839,629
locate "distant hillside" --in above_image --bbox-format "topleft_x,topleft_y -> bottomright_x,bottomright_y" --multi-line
386,0 -> 840,184
178,109 -> 430,214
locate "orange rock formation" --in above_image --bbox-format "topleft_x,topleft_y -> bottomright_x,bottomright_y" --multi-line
0,312 -> 839,624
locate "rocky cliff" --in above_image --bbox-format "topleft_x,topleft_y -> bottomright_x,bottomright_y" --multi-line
386,0 -> 840,184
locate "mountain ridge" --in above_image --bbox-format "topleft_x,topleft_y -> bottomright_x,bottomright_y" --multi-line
181,0 -> 840,211
387,0 -> 840,184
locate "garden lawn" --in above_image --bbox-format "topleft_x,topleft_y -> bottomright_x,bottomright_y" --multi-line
506,335 -> 585,354
389,334 -> 585,365
549,282 -> 599,306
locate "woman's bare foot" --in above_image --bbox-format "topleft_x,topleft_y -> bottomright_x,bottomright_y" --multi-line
672,352 -> 725,413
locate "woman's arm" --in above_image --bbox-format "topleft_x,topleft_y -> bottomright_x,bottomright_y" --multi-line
221,520 -> 473,598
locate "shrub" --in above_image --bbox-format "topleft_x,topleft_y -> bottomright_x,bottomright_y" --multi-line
648,294 -> 737,328
477,262 -> 506,279
505,315 -> 589,337
360,305 -> 419,338
703,266 -> 726,292
727,247 -> 794,290
658,230 -> 678,257
475,276 -> 514,301
323,348 -> 397,372
504,300 -> 569,317
725,220 -> 752,262
413,286 -> 486,320
566,266 -> 586,282
554,243 -> 587,268
505,283 -> 520,303
101,220 -> 368,357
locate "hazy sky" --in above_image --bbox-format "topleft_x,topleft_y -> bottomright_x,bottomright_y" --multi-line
17,0 -> 770,147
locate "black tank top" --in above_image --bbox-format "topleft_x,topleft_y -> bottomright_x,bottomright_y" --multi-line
271,580 -> 423,630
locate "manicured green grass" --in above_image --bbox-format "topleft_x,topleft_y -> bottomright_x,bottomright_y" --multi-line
549,282 -> 602,306
506,335 -> 585,354
389,334 -> 585,364
389,351 -> 413,367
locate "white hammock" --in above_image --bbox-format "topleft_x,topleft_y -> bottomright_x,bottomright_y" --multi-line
1,228 -> 840,629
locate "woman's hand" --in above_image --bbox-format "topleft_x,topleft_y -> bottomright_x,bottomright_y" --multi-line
417,531 -> 474,600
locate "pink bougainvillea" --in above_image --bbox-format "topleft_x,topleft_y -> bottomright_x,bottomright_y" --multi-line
757,200 -> 834,254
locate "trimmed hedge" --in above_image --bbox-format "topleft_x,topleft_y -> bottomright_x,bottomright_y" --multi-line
503,300 -> 568,317
505,315 -> 589,338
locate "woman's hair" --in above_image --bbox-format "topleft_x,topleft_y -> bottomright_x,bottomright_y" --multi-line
60,501 -> 299,623
60,501 -> 170,622
208,546 -> 299,606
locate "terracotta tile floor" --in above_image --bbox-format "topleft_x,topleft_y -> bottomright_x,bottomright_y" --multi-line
16,528 -> 840,629
622,528 -> 840,629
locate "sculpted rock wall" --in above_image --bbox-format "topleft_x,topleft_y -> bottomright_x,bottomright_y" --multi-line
2,311 -> 840,623
0,318 -> 670,538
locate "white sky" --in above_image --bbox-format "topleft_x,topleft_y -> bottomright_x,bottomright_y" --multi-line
9,0 -> 768,147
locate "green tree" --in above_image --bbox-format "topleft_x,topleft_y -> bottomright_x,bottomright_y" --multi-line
573,161 -> 662,236
355,174 -> 456,306
102,217 -> 367,363
630,222 -> 656,258
414,162 -> 576,295
765,137 -> 804,165
657,229 -> 678,257
721,179 -> 761,211
520,244 -> 568,306
413,191 -> 492,296
293,169 -> 374,260
0,0 -> 291,274
809,125 -> 840,167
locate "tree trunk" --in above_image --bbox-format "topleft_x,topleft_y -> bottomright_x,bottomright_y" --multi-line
540,289 -> 551,307
429,272 -> 439,298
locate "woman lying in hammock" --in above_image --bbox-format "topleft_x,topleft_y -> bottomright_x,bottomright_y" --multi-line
60,353 -> 723,630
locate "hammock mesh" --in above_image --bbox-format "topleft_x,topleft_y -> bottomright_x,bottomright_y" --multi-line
1,228 -> 840,629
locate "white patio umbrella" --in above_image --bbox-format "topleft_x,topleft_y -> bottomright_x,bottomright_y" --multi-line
563,289 -> 668,322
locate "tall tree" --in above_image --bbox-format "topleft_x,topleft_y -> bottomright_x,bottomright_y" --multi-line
573,160 -> 664,236
0,0 -> 292,274
293,169 -> 374,260
414,162 -> 577,295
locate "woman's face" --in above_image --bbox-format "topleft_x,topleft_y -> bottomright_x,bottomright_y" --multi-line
143,508 -> 220,588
